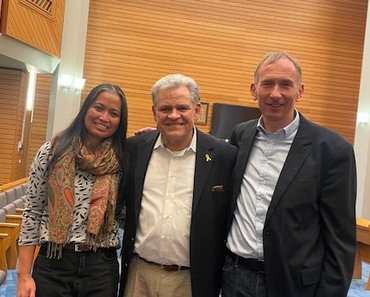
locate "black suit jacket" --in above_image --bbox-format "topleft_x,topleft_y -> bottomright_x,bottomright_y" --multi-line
118,129 -> 237,297
228,114 -> 356,297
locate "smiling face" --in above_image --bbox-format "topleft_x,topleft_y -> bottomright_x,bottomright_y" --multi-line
152,85 -> 200,151
84,91 -> 122,150
251,57 -> 304,132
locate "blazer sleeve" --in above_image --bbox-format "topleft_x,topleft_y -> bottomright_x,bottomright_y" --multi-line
315,142 -> 356,296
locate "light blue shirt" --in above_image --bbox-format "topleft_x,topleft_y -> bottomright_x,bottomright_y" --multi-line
227,112 -> 300,259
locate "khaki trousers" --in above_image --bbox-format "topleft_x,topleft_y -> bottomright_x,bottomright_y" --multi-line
124,256 -> 192,297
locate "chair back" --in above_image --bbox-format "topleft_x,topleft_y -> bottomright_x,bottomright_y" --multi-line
13,198 -> 24,209
22,183 -> 29,194
0,193 -> 6,208
2,203 -> 16,215
14,185 -> 25,198
5,189 -> 16,204
0,209 -> 6,223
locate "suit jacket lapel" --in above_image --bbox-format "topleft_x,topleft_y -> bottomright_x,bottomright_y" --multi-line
265,116 -> 312,224
233,124 -> 258,198
193,130 -> 214,214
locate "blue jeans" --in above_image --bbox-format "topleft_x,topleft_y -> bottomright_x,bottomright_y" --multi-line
33,247 -> 119,297
221,252 -> 266,297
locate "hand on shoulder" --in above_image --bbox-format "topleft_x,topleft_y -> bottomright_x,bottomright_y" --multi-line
134,127 -> 156,135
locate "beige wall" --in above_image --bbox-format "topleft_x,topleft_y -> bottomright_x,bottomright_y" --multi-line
354,0 -> 370,218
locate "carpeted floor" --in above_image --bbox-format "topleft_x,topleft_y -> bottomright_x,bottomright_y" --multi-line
1,262 -> 370,297
348,262 -> 370,297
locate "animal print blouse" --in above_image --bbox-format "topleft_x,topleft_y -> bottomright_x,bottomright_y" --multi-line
19,141 -> 121,248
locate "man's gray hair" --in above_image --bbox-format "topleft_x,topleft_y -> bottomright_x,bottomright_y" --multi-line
151,74 -> 200,105
254,51 -> 303,85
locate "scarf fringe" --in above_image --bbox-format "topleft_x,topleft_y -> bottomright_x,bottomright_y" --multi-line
46,241 -> 63,259
46,202 -> 116,259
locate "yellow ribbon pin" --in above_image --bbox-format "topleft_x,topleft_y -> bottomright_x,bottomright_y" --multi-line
205,153 -> 212,162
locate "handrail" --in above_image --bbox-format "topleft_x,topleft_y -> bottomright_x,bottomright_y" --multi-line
0,177 -> 29,192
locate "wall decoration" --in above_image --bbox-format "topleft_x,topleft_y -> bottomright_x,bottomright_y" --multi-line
196,102 -> 209,125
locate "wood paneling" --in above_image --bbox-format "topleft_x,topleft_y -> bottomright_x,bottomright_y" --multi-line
1,0 -> 66,57
83,0 -> 367,143
0,69 -> 27,184
0,0 -> 366,184
0,70 -> 50,185
0,177 -> 28,192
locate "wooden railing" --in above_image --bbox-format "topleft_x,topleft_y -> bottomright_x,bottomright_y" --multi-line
0,177 -> 28,192
0,177 -> 27,273
353,217 -> 370,290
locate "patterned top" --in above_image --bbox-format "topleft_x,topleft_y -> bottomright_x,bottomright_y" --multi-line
19,141 -> 120,248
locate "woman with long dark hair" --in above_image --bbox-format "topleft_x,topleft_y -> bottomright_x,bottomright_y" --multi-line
17,83 -> 128,297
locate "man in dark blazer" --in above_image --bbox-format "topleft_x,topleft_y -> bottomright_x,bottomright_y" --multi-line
118,74 -> 237,297
222,52 -> 357,297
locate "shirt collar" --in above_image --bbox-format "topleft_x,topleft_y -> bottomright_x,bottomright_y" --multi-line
257,109 -> 300,138
154,127 -> 197,153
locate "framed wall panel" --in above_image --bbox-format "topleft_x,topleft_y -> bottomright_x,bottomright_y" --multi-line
1,0 -> 66,57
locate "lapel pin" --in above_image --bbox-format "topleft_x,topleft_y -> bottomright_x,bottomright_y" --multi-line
205,153 -> 212,162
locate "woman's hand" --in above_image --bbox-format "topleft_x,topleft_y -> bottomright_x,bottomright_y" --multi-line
134,127 -> 156,135
17,245 -> 37,297
17,273 -> 36,297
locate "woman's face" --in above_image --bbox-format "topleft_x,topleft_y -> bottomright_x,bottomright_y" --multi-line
84,91 -> 122,149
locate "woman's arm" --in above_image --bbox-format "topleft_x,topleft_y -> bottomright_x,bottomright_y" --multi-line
17,245 -> 37,297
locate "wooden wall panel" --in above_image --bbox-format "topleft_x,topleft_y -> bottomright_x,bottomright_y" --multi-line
83,0 -> 367,143
0,69 -> 27,184
0,70 -> 50,184
1,0 -> 66,57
